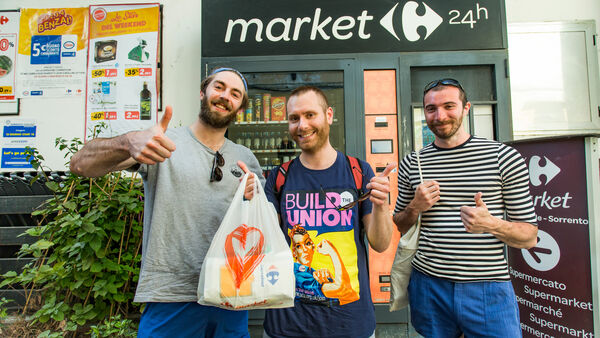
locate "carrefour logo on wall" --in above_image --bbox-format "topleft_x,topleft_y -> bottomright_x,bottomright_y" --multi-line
529,156 -> 561,187
380,1 -> 442,42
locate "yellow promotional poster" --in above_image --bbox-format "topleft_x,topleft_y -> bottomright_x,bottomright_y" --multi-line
16,8 -> 88,98
89,6 -> 159,39
85,4 -> 160,140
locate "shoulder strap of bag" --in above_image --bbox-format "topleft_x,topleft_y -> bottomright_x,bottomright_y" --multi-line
345,155 -> 362,191
274,158 -> 294,200
415,150 -> 423,184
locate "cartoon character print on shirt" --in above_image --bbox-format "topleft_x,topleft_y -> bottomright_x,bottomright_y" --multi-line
284,188 -> 360,306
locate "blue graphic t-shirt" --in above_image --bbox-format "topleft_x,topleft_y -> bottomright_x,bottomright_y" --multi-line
263,151 -> 376,338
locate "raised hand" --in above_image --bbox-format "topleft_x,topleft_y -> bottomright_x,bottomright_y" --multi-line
127,105 -> 176,164
460,192 -> 497,233
366,162 -> 397,207
412,180 -> 441,212
238,160 -> 256,200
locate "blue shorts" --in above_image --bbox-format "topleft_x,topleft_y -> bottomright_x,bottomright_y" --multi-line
138,302 -> 250,338
408,269 -> 521,338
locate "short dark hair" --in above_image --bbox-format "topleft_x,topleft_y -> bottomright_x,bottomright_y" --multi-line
288,86 -> 329,112
201,68 -> 249,111
423,78 -> 468,107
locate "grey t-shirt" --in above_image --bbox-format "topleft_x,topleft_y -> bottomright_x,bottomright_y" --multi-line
133,126 -> 265,303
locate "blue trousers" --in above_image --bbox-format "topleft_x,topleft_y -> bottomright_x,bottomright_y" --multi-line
408,269 -> 521,338
138,302 -> 250,338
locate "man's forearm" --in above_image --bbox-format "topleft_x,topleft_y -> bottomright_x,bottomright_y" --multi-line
488,219 -> 538,249
366,205 -> 394,253
70,134 -> 135,178
392,204 -> 420,234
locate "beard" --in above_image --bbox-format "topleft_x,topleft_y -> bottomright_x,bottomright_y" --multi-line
293,122 -> 330,153
426,116 -> 464,139
199,96 -> 238,129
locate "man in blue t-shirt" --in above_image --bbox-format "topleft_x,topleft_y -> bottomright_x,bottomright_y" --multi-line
263,86 -> 396,338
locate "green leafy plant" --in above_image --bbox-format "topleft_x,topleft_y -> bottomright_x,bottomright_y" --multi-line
0,297 -> 10,326
1,127 -> 144,335
89,315 -> 137,337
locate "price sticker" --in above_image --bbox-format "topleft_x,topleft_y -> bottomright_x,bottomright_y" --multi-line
91,111 -> 104,120
139,68 -> 153,76
91,69 -> 105,78
125,68 -> 139,77
125,111 -> 140,120
0,86 -> 13,94
105,69 -> 118,77
104,111 -> 117,120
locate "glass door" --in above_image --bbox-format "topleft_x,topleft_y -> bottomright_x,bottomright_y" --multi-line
203,57 -> 359,176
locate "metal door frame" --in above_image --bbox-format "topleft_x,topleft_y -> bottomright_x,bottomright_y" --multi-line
202,55 -> 362,156
397,50 -> 512,157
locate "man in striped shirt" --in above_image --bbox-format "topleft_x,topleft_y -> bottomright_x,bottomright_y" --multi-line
393,78 -> 538,337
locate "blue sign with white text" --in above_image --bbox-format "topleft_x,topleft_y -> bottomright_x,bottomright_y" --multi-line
3,125 -> 36,138
1,148 -> 32,169
31,35 -> 61,64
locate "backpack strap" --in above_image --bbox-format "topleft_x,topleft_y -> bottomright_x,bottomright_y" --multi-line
274,158 -> 294,199
345,155 -> 363,191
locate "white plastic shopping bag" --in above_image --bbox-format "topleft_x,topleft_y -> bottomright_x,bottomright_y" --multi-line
198,172 -> 295,310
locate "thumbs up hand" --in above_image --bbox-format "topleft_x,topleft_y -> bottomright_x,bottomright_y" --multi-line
366,162 -> 397,208
127,105 -> 177,164
238,160 -> 257,200
460,192 -> 498,234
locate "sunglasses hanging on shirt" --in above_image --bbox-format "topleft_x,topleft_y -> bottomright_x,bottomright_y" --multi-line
210,151 -> 225,182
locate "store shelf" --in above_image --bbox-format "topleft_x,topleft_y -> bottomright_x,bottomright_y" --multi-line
235,121 -> 288,125
253,149 -> 300,153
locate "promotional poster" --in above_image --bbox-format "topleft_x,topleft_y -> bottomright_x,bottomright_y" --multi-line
17,8 -> 88,98
85,4 -> 160,139
0,11 -> 19,102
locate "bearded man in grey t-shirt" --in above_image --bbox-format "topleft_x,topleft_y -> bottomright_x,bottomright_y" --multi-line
70,68 -> 264,337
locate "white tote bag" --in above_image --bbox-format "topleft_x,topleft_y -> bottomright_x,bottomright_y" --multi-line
197,173 -> 295,310
389,151 -> 423,311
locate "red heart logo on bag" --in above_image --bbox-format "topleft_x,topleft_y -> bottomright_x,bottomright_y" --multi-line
224,224 -> 265,289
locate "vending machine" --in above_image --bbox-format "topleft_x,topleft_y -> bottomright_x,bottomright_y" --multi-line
222,69 -> 348,177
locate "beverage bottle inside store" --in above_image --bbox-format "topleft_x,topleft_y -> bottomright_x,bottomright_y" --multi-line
262,131 -> 271,150
268,132 -> 276,150
140,82 -> 151,120
253,132 -> 261,150
243,132 -> 252,149
281,132 -> 290,149
275,131 -> 283,150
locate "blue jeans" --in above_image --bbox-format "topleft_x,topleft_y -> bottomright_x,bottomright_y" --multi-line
408,269 -> 521,338
138,302 -> 250,338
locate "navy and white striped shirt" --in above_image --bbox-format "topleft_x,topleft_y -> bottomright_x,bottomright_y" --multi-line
394,136 -> 537,282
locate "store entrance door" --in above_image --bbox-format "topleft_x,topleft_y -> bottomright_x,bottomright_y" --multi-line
398,50 -> 513,154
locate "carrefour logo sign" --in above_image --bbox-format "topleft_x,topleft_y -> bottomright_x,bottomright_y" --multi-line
206,0 -> 503,56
